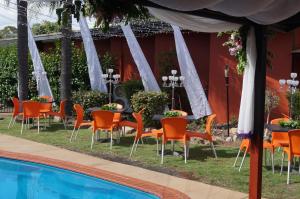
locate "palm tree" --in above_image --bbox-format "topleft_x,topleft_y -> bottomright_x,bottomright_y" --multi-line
17,0 -> 28,101
60,0 -> 73,116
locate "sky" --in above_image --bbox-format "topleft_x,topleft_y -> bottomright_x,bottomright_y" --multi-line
0,0 -> 95,30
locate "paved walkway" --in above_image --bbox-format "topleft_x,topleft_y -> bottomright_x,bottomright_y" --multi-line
0,134 -> 247,199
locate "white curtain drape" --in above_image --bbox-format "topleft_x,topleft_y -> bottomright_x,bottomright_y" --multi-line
172,25 -> 212,119
79,14 -> 107,92
237,27 -> 256,137
28,27 -> 53,98
149,0 -> 300,25
121,24 -> 161,92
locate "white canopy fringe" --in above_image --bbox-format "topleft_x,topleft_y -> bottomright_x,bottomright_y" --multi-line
121,24 -> 161,92
172,25 -> 212,119
79,14 -> 107,92
28,27 -> 53,98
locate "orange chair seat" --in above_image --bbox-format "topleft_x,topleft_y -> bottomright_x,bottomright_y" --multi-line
78,121 -> 93,127
186,131 -> 212,141
141,129 -> 163,138
118,120 -> 137,129
47,111 -> 63,117
272,140 -> 289,148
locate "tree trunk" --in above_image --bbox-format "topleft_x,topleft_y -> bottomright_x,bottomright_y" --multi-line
17,0 -> 28,101
60,0 -> 73,116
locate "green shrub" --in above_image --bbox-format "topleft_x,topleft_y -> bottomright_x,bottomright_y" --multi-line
287,90 -> 300,120
121,80 -> 144,100
101,103 -> 117,111
72,90 -> 108,111
131,91 -> 168,127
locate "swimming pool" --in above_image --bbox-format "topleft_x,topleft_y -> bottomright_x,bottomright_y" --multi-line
0,158 -> 159,199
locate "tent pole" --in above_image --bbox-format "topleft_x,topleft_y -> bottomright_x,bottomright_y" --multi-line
249,24 -> 267,199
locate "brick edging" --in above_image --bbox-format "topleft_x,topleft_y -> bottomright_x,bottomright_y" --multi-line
0,150 -> 190,199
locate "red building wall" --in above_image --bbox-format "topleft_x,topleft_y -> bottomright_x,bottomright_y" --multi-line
37,29 -> 300,123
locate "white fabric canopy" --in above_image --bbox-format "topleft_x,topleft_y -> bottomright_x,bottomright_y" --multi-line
172,25 -> 212,119
237,27 -> 256,137
149,0 -> 300,25
28,27 -> 53,98
121,24 -> 161,92
148,7 -> 241,33
79,14 -> 107,92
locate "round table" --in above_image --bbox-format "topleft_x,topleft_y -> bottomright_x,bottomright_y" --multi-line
265,124 -> 290,132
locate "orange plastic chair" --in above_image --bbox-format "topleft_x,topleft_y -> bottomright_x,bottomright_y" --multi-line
69,104 -> 93,142
263,141 -> 275,173
186,114 -> 217,158
233,139 -> 250,172
271,118 -> 290,148
281,130 -> 300,184
91,110 -> 116,150
161,117 -> 189,164
130,110 -> 162,157
8,97 -> 22,129
47,100 -> 66,128
21,101 -> 41,134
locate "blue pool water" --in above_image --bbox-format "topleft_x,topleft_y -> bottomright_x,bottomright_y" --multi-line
0,158 -> 159,199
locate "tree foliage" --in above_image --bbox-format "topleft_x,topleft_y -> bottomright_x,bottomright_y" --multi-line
0,26 -> 17,39
31,21 -> 61,35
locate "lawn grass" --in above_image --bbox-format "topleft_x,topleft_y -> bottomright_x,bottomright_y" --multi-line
0,116 -> 300,198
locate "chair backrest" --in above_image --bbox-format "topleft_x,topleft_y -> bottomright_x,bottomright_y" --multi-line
11,97 -> 20,117
205,114 -> 216,135
288,130 -> 300,156
132,111 -> 144,137
23,101 -> 40,118
73,104 -> 84,127
59,100 -> 66,117
270,118 -> 289,144
240,139 -> 250,151
92,110 -> 114,130
161,117 -> 187,140
39,96 -> 52,112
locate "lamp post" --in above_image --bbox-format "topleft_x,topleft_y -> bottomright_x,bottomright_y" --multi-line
162,70 -> 184,110
279,72 -> 299,118
102,68 -> 120,104
224,65 -> 230,137
32,70 -> 47,95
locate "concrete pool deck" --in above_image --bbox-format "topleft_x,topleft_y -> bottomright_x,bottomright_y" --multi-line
0,134 -> 247,199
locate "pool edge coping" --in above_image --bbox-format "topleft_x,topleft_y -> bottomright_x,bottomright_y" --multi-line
0,149 -> 190,199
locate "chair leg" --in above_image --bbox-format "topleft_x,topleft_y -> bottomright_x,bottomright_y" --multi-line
156,139 -> 159,156
12,116 -> 17,127
90,133 -> 95,150
8,116 -> 14,129
134,139 -> 140,152
239,150 -> 247,172
20,118 -> 24,135
233,149 -> 241,167
130,139 -> 137,157
211,142 -> 217,159
271,152 -> 275,174
298,157 -> 300,174
184,142 -> 187,164
161,141 -> 165,164
70,126 -> 76,142
110,130 -> 113,150
37,118 -> 40,134
74,126 -> 81,140
287,160 -> 291,184
280,152 -> 285,176
187,141 -> 190,158
141,137 -> 144,145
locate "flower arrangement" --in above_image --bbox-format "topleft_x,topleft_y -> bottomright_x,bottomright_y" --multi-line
163,110 -> 182,118
30,96 -> 48,103
101,103 -> 117,111
279,119 -> 300,129
218,26 -> 249,74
